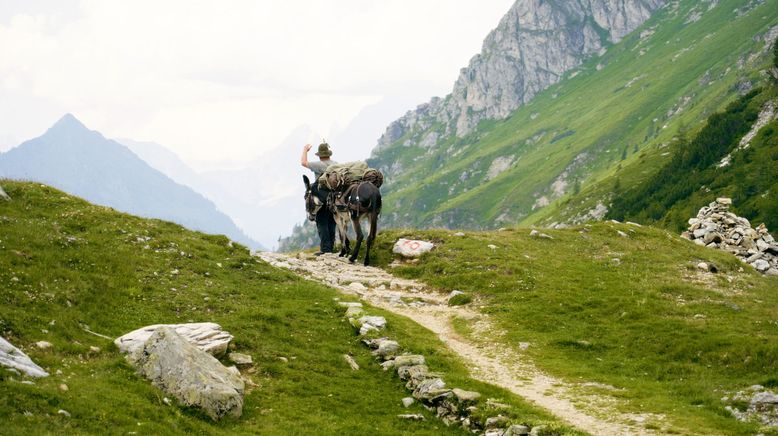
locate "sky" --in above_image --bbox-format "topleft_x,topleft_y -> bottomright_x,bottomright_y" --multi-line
0,0 -> 515,169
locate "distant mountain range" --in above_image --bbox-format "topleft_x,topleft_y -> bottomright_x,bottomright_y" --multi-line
0,114 -> 263,250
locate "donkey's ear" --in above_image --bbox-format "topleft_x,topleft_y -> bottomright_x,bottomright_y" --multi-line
303,175 -> 311,189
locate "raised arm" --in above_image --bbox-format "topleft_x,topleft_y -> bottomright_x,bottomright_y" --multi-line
300,144 -> 312,168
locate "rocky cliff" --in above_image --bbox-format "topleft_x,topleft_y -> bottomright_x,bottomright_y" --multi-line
373,0 -> 666,156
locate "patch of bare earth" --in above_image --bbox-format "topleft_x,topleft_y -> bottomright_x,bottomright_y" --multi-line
258,252 -> 667,435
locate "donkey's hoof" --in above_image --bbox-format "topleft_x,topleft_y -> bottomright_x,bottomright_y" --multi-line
348,257 -> 356,264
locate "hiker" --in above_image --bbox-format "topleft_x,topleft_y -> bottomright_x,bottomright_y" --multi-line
301,141 -> 338,255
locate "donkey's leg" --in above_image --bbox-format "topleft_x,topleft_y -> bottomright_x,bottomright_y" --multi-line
348,214 -> 364,264
364,211 -> 379,266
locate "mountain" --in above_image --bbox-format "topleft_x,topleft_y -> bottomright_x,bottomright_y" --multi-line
363,0 -> 778,233
0,114 -> 262,250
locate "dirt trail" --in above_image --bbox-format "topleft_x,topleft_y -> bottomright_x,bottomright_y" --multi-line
258,251 -> 664,435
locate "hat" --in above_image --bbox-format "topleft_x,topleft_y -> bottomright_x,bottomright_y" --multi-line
315,141 -> 332,158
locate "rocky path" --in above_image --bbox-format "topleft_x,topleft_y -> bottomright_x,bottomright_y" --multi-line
257,252 -> 664,435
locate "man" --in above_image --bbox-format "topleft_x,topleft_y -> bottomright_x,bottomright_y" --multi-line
301,141 -> 337,255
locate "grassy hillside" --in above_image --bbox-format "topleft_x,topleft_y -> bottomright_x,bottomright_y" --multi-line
0,181 -> 573,435
369,226 -> 778,435
368,0 -> 777,231
606,84 -> 778,231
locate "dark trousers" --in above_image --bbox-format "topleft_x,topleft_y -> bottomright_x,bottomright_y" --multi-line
313,184 -> 336,253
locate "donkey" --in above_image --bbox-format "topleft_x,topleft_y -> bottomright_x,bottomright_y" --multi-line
303,175 -> 351,257
339,181 -> 382,266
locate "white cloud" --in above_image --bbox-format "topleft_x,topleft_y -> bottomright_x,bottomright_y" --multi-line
0,0 -> 515,164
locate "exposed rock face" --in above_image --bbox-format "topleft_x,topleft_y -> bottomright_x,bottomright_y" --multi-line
127,327 -> 244,421
723,385 -> 778,427
682,198 -> 778,275
373,0 -> 666,157
0,337 -> 48,378
115,322 -> 233,356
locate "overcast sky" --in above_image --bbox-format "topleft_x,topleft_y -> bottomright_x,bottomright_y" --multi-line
0,0 -> 514,169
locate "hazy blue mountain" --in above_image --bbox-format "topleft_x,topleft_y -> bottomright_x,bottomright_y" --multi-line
0,114 -> 263,250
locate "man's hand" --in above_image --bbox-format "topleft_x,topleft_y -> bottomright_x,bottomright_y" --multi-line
301,144 -> 312,168
303,144 -> 312,152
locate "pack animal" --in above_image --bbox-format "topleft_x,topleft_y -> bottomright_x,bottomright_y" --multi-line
302,175 -> 382,265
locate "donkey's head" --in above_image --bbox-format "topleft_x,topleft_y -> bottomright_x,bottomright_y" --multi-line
303,175 -> 322,221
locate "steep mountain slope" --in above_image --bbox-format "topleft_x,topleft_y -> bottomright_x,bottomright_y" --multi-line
0,115 -> 262,250
367,0 -> 777,231
0,182 -> 571,434
606,84 -> 778,231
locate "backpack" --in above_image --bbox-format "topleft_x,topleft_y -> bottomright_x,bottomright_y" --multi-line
318,161 -> 368,190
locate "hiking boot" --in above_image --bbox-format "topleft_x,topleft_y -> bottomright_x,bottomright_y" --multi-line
314,251 -> 325,256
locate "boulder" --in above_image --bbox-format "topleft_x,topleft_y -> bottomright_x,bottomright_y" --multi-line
0,337 -> 49,378
115,322 -> 233,356
127,327 -> 244,420
373,340 -> 400,359
393,239 -> 434,258
394,354 -> 426,368
227,353 -> 253,367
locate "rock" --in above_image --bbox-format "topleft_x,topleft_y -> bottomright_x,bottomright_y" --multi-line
452,388 -> 481,404
115,322 -> 233,357
485,415 -> 510,428
35,341 -> 52,350
348,282 -> 367,292
0,337 -> 49,378
716,197 -> 733,205
487,244 -> 498,250
397,414 -> 425,421
402,397 -> 415,408
59,383 -> 69,392
412,377 -> 446,401
89,346 -> 101,354
766,268 -> 778,277
393,239 -> 434,258
0,185 -> 9,201
228,353 -> 253,367
529,229 -> 539,237
394,355 -> 426,368
127,327 -> 244,421
57,409 -> 71,418
504,424 -> 531,436
343,354 -> 360,371
373,340 -> 400,359
530,425 -> 550,436
337,301 -> 363,308
753,259 -> 770,272
345,305 -> 364,318
454,232 -> 466,237
359,324 -> 379,336
703,232 -> 723,244
617,230 -> 629,238
398,364 -> 429,382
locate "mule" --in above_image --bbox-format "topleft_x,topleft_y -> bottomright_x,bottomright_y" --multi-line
339,181 -> 382,266
303,175 -> 351,257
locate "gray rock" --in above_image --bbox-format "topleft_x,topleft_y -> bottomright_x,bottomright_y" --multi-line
753,259 -> 771,272
402,397 -> 415,408
373,340 -> 400,359
345,305 -> 364,318
452,388 -> 481,403
337,301 -> 363,308
127,327 -> 244,421
412,377 -> 446,401
115,322 -> 233,356
530,425 -> 550,436
0,337 -> 49,378
35,341 -> 52,350
227,353 -> 252,367
766,268 -> 778,277
0,185 -> 9,201
397,414 -> 425,420
357,316 -> 387,330
504,425 -> 531,436
485,415 -> 510,428
398,364 -> 429,382
394,354 -> 426,368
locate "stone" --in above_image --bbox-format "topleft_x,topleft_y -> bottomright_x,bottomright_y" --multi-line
617,230 -> 629,238
228,353 -> 253,367
766,268 -> 778,277
397,414 -> 425,420
59,383 -> 68,392
452,388 -> 481,403
454,232 -> 466,237
412,377 -> 446,401
530,425 -> 550,436
693,228 -> 707,238
343,354 -> 360,371
373,340 -> 400,359
89,346 -> 101,354
345,306 -> 364,318
398,364 -> 429,382
35,341 -> 52,350
487,244 -> 498,250
402,397 -> 415,408
394,355 -> 426,368
127,327 -> 244,421
485,415 -> 510,428
703,232 -> 723,245
0,337 -> 49,378
0,185 -> 9,201
393,239 -> 434,258
753,259 -> 770,272
337,301 -> 362,308
357,316 -> 387,331
716,197 -> 733,206
57,409 -> 71,418
504,425 -> 531,436
115,322 -> 233,357
347,282 -> 367,292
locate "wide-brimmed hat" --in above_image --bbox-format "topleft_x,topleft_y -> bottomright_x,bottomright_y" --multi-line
315,142 -> 332,157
